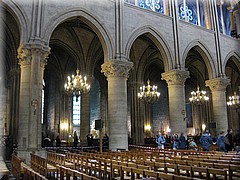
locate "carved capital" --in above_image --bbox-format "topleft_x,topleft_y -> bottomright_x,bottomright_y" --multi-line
205,78 -> 230,91
161,70 -> 189,86
101,59 -> 133,79
18,42 -> 51,68
18,44 -> 32,67
30,42 -> 51,68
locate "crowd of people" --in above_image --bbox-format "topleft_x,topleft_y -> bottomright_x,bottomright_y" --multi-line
50,128 -> 240,153
155,129 -> 240,152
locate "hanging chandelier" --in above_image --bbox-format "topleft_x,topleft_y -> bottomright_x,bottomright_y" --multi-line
137,80 -> 160,103
227,92 -> 240,106
64,69 -> 90,101
189,86 -> 209,105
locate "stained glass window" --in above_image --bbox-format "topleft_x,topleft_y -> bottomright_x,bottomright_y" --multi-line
217,2 -> 231,36
139,0 -> 164,13
178,0 -> 198,25
73,96 -> 81,126
41,80 -> 45,124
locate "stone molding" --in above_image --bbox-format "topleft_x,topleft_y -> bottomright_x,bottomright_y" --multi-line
18,42 -> 51,68
101,59 -> 133,79
205,78 -> 230,91
161,69 -> 189,86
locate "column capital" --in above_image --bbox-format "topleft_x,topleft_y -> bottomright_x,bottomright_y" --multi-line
205,78 -> 230,91
161,70 -> 189,86
101,59 -> 133,80
17,42 -> 51,68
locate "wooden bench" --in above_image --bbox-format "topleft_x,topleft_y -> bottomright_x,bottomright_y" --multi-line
11,154 -> 24,179
30,153 -> 57,178
21,162 -> 48,180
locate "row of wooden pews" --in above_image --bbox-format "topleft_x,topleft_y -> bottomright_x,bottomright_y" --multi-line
11,154 -> 49,180
59,147 -> 240,180
10,146 -> 240,180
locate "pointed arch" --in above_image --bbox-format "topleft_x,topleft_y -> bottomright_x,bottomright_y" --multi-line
125,25 -> 173,71
1,0 -> 30,43
182,40 -> 216,79
43,8 -> 113,62
223,51 -> 240,73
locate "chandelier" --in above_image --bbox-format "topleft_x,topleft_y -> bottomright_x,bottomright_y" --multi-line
64,69 -> 90,101
137,80 -> 160,103
227,92 -> 240,106
189,86 -> 209,105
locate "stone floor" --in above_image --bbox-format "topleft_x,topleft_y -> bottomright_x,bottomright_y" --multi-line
5,160 -> 16,180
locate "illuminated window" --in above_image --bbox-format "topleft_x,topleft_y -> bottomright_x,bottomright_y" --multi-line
73,96 -> 81,126
41,80 -> 45,124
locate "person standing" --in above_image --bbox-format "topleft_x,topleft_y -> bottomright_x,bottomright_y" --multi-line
73,131 -> 79,147
200,130 -> 212,151
225,129 -> 234,152
189,138 -> 198,150
156,132 -> 166,149
233,129 -> 240,152
216,131 -> 225,152
56,135 -> 61,147
172,134 -> 178,150
178,133 -> 187,150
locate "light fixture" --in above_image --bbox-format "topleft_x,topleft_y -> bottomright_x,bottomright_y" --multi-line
227,92 -> 240,107
202,123 -> 206,131
145,125 -> 151,131
64,69 -> 90,101
189,86 -> 209,105
137,80 -> 160,103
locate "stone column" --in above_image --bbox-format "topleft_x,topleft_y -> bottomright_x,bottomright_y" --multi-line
229,107 -> 240,135
8,69 -> 20,144
101,60 -> 133,151
192,105 -> 202,134
130,81 -> 145,145
234,9 -> 240,37
17,41 -> 50,152
80,76 -> 94,145
206,78 -> 230,134
80,93 -> 90,145
161,70 -> 189,135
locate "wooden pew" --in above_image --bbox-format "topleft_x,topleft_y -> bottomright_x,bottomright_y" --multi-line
21,162 -> 48,180
11,154 -> 24,179
30,153 -> 57,178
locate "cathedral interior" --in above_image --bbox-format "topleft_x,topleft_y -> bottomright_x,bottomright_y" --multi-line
0,0 -> 240,164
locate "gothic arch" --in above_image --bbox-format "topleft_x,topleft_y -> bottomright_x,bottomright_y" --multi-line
125,25 -> 173,71
1,0 -> 29,43
43,8 -> 113,62
223,51 -> 240,73
182,40 -> 216,79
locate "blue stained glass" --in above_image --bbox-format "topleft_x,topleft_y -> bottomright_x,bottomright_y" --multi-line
178,2 -> 198,25
217,3 -> 231,36
199,1 -> 206,28
139,0 -> 164,13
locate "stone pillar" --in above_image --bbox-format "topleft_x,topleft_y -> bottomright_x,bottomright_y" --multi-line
9,69 -> 20,145
229,107 -> 240,135
17,41 -> 50,152
234,9 -> 240,37
161,70 -> 189,135
80,76 -> 94,145
129,81 -> 144,145
80,93 -> 90,145
206,78 -> 230,134
101,60 -> 133,151
192,105 -> 202,134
